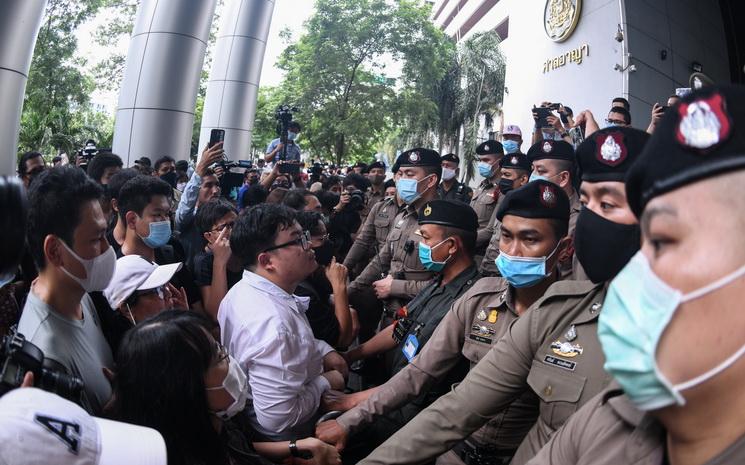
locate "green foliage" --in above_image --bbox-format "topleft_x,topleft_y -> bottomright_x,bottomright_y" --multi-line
18,0 -> 110,158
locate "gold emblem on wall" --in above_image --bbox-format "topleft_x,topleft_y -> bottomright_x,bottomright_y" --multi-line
544,0 -> 582,42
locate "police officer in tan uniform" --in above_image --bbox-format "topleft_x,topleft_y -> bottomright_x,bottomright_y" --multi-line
360,161 -> 387,222
471,141 -> 503,257
527,85 -> 745,465
478,153 -> 531,276
348,149 -> 441,341
344,167 -> 403,279
317,180 -> 572,465
359,126 -> 651,465
437,153 -> 473,204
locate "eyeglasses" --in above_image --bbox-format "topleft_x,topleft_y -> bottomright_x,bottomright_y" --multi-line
262,230 -> 311,252
210,221 -> 235,233
311,233 -> 330,243
605,118 -> 628,126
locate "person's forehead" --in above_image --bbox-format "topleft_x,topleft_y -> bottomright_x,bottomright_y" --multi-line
419,223 -> 444,235
217,211 -> 237,223
502,214 -> 552,234
503,134 -> 521,141
76,199 -> 107,233
441,160 -> 458,168
146,195 -> 170,209
479,154 -> 499,162
580,180 -> 626,198
202,175 -> 219,185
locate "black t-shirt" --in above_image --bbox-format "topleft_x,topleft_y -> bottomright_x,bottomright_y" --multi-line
294,272 -> 341,348
193,251 -> 243,290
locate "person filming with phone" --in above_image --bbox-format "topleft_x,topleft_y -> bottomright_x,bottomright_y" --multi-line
265,121 -> 302,164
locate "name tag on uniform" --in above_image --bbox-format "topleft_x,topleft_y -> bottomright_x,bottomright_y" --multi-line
543,354 -> 576,371
402,334 -> 420,362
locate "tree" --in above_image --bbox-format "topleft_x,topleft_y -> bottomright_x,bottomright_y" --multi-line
274,0 -> 454,166
18,0 -> 107,157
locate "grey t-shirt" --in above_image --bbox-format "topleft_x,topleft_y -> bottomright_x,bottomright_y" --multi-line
18,289 -> 114,414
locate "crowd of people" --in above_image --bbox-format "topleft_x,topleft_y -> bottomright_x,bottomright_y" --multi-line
2,83 -> 745,465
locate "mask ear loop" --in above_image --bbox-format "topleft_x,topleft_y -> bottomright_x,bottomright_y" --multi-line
126,303 -> 137,325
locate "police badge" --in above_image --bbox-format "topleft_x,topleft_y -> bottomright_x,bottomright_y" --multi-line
539,184 -> 557,208
676,92 -> 732,152
597,132 -> 627,166
542,141 -> 553,153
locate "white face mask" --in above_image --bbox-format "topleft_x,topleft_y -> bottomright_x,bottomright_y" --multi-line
206,354 -> 248,420
59,239 -> 117,292
441,167 -> 457,181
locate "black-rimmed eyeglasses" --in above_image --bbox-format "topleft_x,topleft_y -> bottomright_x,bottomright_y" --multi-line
262,230 -> 311,252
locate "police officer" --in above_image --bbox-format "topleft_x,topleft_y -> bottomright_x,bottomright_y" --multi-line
479,153 -> 531,275
348,148 -> 441,342
359,126 -> 650,465
527,85 -> 745,465
437,153 -> 473,204
471,141 -> 503,257
344,166 -> 404,279
364,161 -> 387,208
318,181 -> 571,465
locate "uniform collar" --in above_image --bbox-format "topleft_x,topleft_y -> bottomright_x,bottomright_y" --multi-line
437,265 -> 480,298
242,270 -> 310,313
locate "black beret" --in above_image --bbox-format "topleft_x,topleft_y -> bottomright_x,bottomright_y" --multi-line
397,148 -> 441,168
576,127 -> 649,182
366,161 -> 385,172
500,153 -> 531,171
527,139 -> 575,163
626,85 -> 745,218
418,199 -> 478,233
353,161 -> 367,169
441,153 -> 460,164
476,141 -> 504,156
496,180 -> 570,223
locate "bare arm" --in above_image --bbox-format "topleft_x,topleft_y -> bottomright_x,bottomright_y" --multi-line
325,258 -> 354,348
344,324 -> 396,363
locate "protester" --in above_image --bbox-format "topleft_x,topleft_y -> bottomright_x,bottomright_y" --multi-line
87,152 -> 123,186
17,151 -> 46,188
20,167 -> 115,414
219,204 -> 348,440
502,124 -> 524,154
111,311 -> 341,465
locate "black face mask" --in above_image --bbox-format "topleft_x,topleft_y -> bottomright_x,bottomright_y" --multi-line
312,240 -> 335,266
160,171 -> 178,188
498,177 -> 515,195
574,207 -> 640,284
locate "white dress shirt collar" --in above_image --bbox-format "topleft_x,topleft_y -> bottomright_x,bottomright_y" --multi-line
242,270 -> 310,313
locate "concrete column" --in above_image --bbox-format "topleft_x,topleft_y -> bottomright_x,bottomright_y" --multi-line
113,0 -> 217,165
198,0 -> 275,161
0,0 -> 47,175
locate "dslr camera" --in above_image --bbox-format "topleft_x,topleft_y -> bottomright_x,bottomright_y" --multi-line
348,190 -> 366,211
77,139 -> 98,162
0,330 -> 84,401
275,104 -> 300,175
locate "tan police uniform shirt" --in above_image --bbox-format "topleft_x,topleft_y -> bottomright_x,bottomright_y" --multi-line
470,179 -> 500,252
360,188 -> 386,224
360,280 -> 612,465
479,190 -> 582,277
344,197 -> 400,272
349,203 -> 435,307
338,278 -> 538,453
526,384 -> 745,465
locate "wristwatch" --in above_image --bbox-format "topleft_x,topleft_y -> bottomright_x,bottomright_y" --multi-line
289,440 -> 313,459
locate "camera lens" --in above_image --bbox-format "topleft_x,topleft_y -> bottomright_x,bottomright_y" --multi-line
38,368 -> 85,401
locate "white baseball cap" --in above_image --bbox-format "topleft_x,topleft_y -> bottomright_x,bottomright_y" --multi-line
0,388 -> 167,465
103,255 -> 182,309
503,125 -> 523,137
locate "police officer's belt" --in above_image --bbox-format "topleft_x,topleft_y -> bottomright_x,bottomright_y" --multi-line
451,440 -> 516,465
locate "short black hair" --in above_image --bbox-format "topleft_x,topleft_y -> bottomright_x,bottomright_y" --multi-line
107,169 -> 142,202
27,167 -> 103,269
439,225 -> 476,256
383,178 -> 396,189
342,173 -> 370,191
18,151 -> 43,176
296,211 -> 325,236
322,175 -> 342,191
136,156 -> 152,167
283,189 -> 310,210
242,185 -> 268,207
195,198 -> 236,235
423,165 -> 443,183
175,160 -> 189,173
316,190 -> 340,211
154,156 -> 175,172
87,152 -> 123,184
230,204 -> 297,269
612,97 -> 630,110
609,106 -> 632,125
118,176 -> 173,222
0,177 -> 28,277
288,121 -> 302,132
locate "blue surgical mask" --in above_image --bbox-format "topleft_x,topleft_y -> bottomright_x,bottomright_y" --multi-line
287,131 -> 298,141
397,175 -> 432,204
495,242 -> 560,288
139,219 -> 172,249
477,161 -> 494,179
418,238 -> 452,272
502,140 -> 519,154
529,172 -> 547,183
599,252 -> 745,411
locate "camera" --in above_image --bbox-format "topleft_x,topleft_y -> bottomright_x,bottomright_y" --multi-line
77,140 -> 98,161
275,104 -> 300,175
0,330 -> 84,401
348,190 -> 366,211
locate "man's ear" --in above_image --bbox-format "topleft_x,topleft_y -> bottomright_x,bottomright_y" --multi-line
557,236 -> 574,264
518,173 -> 529,187
111,198 -> 119,213
44,235 -> 64,267
125,211 -> 138,230
558,171 -> 572,190
257,252 -> 272,270
446,236 -> 459,256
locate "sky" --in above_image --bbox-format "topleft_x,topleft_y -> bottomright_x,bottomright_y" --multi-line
77,0 -> 317,115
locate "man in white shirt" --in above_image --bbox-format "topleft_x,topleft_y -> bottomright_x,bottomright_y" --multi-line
219,204 -> 348,440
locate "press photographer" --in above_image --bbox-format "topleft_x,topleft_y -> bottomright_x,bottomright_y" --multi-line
265,105 -> 302,169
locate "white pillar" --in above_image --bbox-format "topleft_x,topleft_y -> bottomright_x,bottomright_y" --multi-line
198,0 -> 275,161
0,0 -> 47,175
113,0 -> 218,165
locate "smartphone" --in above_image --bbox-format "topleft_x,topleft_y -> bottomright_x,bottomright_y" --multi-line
660,105 -> 668,114
208,129 -> 225,148
533,106 -> 553,128
279,161 -> 300,176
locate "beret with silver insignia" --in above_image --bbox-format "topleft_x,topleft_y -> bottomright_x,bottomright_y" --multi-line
626,85 -> 745,217
496,179 -> 570,223
527,139 -> 575,163
476,141 -> 504,156
576,127 -> 649,182
499,153 -> 531,171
